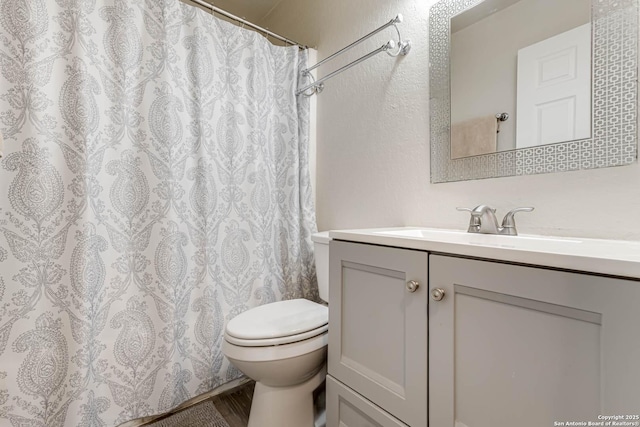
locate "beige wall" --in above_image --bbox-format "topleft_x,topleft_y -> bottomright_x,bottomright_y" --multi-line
261,0 -> 640,241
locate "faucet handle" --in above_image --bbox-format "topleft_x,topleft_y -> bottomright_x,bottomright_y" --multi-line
456,207 -> 480,232
501,207 -> 534,235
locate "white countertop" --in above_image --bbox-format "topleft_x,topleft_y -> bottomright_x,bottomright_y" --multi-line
328,227 -> 640,279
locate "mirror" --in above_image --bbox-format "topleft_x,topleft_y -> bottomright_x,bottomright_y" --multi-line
430,0 -> 638,183
451,0 -> 591,156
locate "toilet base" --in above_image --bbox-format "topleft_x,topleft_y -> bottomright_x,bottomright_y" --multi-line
247,364 -> 326,427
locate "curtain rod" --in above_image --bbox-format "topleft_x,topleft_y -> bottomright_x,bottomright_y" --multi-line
187,0 -> 307,49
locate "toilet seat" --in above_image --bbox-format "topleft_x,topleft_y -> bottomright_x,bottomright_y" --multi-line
225,299 -> 328,347
225,323 -> 328,346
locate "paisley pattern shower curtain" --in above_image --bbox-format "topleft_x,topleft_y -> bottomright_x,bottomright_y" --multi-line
0,0 -> 317,425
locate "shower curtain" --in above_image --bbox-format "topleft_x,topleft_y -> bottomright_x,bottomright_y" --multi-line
0,0 -> 317,425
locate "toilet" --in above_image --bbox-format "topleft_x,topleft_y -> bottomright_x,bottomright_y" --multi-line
222,231 -> 331,427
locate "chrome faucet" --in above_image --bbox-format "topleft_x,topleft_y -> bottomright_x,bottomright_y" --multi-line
457,205 -> 534,236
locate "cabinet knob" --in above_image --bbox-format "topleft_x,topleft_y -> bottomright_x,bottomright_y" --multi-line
406,280 -> 420,293
431,288 -> 445,301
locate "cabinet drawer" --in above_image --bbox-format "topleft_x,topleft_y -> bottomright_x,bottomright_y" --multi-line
327,375 -> 408,427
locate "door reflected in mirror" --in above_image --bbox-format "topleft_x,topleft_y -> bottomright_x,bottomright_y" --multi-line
450,0 -> 592,159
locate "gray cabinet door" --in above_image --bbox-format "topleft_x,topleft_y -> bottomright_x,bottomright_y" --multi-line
429,255 -> 640,427
329,241 -> 428,427
326,375 -> 409,427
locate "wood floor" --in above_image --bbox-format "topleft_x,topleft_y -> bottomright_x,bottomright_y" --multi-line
208,381 -> 254,427
142,381 -> 255,427
143,379 -> 326,427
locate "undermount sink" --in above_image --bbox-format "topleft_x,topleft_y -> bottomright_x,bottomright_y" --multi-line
372,228 -> 582,251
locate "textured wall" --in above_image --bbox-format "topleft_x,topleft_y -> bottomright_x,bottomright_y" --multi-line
261,0 -> 640,240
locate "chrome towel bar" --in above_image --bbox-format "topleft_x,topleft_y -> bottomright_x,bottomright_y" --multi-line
297,14 -> 411,96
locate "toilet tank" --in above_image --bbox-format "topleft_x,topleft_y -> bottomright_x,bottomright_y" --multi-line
311,231 -> 331,303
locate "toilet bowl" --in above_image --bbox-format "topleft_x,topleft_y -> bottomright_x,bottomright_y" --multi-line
222,232 -> 331,427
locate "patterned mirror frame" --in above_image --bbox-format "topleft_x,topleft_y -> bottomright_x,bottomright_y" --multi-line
430,0 -> 639,183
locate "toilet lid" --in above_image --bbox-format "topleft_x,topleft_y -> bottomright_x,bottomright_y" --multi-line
226,299 -> 328,340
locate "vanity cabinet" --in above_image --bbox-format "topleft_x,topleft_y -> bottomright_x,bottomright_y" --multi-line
429,255 -> 640,427
327,239 -> 640,427
327,241 -> 428,427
